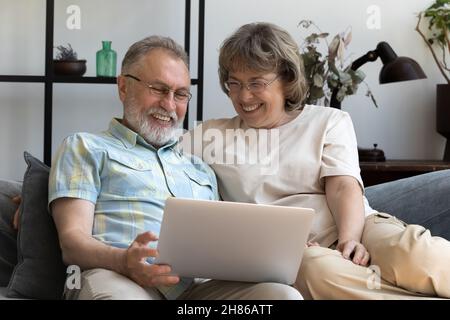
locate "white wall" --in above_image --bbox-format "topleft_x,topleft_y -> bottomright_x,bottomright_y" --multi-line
203,0 -> 446,160
0,0 -> 446,181
0,0 -> 187,180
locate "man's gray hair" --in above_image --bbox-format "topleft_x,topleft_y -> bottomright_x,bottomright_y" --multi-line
121,35 -> 189,73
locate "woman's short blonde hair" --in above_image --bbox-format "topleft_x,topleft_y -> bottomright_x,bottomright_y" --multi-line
218,22 -> 308,111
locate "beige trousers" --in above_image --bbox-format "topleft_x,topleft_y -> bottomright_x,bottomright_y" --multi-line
64,268 -> 303,300
296,212 -> 450,299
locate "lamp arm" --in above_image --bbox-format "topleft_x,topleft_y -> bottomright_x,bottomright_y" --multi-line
350,50 -> 379,71
330,50 -> 379,108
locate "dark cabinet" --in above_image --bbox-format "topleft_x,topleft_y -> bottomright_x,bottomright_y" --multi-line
360,160 -> 450,187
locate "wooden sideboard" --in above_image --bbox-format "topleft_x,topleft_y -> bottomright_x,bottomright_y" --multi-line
360,160 -> 450,187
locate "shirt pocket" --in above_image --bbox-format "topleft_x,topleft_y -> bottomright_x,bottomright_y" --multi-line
103,150 -> 156,197
183,168 -> 216,200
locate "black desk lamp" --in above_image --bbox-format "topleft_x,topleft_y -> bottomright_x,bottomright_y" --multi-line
330,41 -> 427,161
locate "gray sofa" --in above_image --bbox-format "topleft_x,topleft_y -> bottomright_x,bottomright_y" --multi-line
0,287 -> 13,299
1,152 -> 450,300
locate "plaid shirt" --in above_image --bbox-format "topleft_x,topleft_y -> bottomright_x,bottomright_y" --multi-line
49,118 -> 219,299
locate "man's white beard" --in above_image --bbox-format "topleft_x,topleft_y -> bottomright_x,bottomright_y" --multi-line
124,102 -> 184,147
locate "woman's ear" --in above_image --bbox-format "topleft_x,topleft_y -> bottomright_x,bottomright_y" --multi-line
117,75 -> 128,102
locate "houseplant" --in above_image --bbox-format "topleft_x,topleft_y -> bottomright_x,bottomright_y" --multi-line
416,0 -> 449,84
299,20 -> 385,161
298,20 -> 378,109
416,0 -> 450,160
53,43 -> 86,76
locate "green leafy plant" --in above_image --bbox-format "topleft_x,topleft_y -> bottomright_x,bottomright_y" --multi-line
416,0 -> 450,84
54,43 -> 78,61
298,20 -> 377,108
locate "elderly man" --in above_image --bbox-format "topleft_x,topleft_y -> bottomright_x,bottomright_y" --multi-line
48,35 -> 302,300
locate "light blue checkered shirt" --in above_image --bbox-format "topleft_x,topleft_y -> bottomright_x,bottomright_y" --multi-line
49,118 -> 219,299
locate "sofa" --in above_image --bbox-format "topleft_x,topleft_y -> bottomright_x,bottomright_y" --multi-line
1,152 -> 450,300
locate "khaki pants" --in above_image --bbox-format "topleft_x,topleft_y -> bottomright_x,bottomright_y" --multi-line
65,268 -> 303,300
296,213 -> 450,299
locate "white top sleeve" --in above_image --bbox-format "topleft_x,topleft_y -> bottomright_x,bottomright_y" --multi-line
319,112 -> 364,190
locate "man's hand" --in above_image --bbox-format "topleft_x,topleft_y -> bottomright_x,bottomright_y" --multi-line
336,239 -> 370,266
11,195 -> 21,230
124,231 -> 180,288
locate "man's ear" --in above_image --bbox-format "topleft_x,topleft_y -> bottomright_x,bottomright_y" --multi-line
117,75 -> 127,102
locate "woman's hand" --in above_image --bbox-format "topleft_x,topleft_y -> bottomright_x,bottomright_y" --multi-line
336,239 -> 370,266
325,176 -> 369,266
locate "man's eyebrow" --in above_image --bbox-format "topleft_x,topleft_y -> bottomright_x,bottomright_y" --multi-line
148,79 -> 168,86
150,79 -> 190,91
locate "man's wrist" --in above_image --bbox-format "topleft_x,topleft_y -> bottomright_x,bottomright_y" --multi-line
112,247 -> 128,276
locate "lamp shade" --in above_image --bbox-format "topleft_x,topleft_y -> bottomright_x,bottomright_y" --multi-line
379,57 -> 427,83
330,41 -> 427,109
376,42 -> 427,84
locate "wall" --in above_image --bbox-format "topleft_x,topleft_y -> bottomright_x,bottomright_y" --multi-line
0,0 -> 188,180
203,0 -> 446,160
0,0 -> 446,181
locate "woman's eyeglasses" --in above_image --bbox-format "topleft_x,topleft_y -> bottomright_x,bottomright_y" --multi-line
224,76 -> 279,94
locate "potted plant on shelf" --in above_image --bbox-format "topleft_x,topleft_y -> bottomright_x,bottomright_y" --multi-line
298,20 -> 378,109
416,0 -> 450,160
53,43 -> 86,76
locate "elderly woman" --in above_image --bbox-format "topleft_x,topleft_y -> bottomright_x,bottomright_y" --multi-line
181,22 -> 450,299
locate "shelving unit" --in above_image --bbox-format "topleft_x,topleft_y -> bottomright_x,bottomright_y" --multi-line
0,0 -> 205,166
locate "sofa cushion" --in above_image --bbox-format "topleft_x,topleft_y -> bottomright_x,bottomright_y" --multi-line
0,180 -> 22,286
6,152 -> 66,299
0,286 -> 11,300
365,170 -> 450,240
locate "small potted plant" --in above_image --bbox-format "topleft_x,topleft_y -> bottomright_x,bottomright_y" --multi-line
53,43 -> 86,76
416,0 -> 450,160
298,20 -> 378,109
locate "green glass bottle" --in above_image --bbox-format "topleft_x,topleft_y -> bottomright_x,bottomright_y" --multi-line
96,41 -> 117,77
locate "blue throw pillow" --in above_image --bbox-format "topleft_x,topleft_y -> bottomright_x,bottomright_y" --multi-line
6,152 -> 66,299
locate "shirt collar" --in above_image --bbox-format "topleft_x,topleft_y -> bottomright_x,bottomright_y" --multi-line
108,118 -> 179,150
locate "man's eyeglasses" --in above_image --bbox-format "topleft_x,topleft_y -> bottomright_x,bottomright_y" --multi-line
123,74 -> 192,103
224,76 -> 279,94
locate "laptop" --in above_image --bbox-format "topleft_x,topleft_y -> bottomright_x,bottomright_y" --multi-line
154,197 -> 315,284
